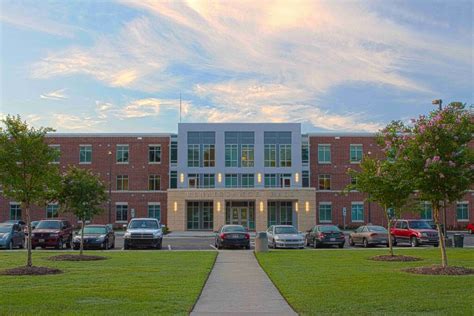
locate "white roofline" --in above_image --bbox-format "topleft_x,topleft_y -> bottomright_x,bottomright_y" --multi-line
306,132 -> 376,137
47,133 -> 172,138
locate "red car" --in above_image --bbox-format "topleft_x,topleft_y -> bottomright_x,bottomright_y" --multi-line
467,223 -> 474,234
390,219 -> 439,247
31,219 -> 73,249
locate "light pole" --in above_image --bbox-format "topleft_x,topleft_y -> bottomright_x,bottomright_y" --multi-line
108,150 -> 112,224
432,99 -> 442,111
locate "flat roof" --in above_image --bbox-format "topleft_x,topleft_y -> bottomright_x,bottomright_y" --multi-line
46,133 -> 172,138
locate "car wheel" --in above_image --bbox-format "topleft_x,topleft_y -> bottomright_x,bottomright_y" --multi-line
102,240 -> 107,250
157,240 -> 162,250
272,239 -> 277,249
111,241 -> 115,249
410,237 -> 419,247
349,237 -> 355,247
363,238 -> 369,248
19,239 -> 25,249
434,243 -> 439,247
392,237 -> 397,246
305,237 -> 310,247
338,243 -> 344,249
73,245 -> 79,250
65,239 -> 72,249
245,244 -> 250,250
124,243 -> 129,250
56,240 -> 63,250
8,240 -> 13,250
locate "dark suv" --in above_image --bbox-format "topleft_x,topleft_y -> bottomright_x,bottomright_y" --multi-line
31,219 -> 73,249
390,219 -> 439,247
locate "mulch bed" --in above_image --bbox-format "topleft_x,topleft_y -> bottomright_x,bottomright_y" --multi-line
370,255 -> 422,262
1,266 -> 63,276
48,254 -> 108,261
403,265 -> 474,275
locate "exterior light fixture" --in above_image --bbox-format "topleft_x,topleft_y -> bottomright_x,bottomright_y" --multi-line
180,173 -> 184,183
295,202 -> 299,212
257,173 -> 262,183
218,173 -> 222,183
305,201 -> 309,212
259,201 -> 264,212
217,201 -> 221,212
295,173 -> 299,183
173,201 -> 177,212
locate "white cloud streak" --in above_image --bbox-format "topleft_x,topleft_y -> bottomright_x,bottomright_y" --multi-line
40,89 -> 68,101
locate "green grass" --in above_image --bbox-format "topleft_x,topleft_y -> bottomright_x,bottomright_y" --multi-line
256,249 -> 474,315
0,251 -> 217,315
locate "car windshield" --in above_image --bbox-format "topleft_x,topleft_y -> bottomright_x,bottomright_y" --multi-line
320,225 -> 340,232
368,226 -> 387,232
222,226 -> 246,232
80,227 -> 107,234
275,226 -> 298,234
36,221 -> 61,229
0,225 -> 12,233
409,221 -> 432,229
129,220 -> 158,229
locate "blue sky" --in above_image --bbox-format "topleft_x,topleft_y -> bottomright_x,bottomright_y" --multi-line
0,0 -> 472,133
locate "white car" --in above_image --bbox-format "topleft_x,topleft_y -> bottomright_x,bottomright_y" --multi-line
123,218 -> 163,249
267,225 -> 305,249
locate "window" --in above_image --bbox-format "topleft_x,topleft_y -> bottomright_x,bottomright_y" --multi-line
280,174 -> 291,188
267,201 -> 293,226
241,144 -> 254,167
203,144 -> 215,167
203,174 -> 215,188
188,174 -> 199,188
148,175 -> 161,191
279,144 -> 292,167
49,145 -> 60,163
187,144 -> 200,167
225,144 -> 238,167
79,145 -> 92,164
225,174 -> 238,188
148,204 -> 161,221
170,171 -> 177,189
302,142 -> 309,166
116,204 -> 128,222
116,175 -> 129,191
148,145 -> 161,163
420,202 -> 432,220
10,203 -> 21,220
302,171 -> 310,188
318,174 -> 331,190
241,174 -> 254,188
264,174 -> 278,188
46,204 -> 59,218
187,201 -> 214,230
319,203 -> 332,222
351,203 -> 364,222
351,176 -> 357,186
170,141 -> 178,164
350,144 -> 363,163
318,144 -> 331,163
456,203 -> 469,221
264,144 -> 277,167
116,145 -> 129,163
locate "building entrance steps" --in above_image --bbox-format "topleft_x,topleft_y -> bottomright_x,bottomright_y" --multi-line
190,250 -> 297,316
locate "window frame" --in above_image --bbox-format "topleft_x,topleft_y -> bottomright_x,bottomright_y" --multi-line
279,144 -> 292,167
116,144 -> 129,164
115,203 -> 128,223
187,144 -> 200,167
79,144 -> 92,164
318,144 -> 331,164
351,202 -> 364,222
456,202 -> 469,221
264,144 -> 277,167
349,144 -> 363,163
116,175 -> 129,191
148,174 -> 161,191
203,144 -> 215,167
318,174 -> 331,190
319,202 -> 332,223
241,144 -> 254,167
148,145 -> 162,164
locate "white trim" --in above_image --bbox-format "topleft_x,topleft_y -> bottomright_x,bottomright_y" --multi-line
79,144 -> 92,147
147,202 -> 161,206
308,132 -> 376,137
318,202 -> 332,205
115,202 -> 128,205
457,219 -> 469,222
351,220 -> 364,223
351,201 -> 364,205
9,202 -> 20,205
47,133 -> 172,137
320,220 -> 332,223
111,190 -> 167,194
79,162 -> 92,165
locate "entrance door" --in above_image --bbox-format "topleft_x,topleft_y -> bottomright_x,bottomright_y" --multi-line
231,207 -> 249,227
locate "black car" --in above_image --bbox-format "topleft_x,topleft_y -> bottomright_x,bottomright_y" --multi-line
73,225 -> 115,250
306,225 -> 345,248
215,225 -> 250,249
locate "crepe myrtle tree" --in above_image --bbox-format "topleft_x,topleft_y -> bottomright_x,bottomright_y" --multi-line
346,156 -> 413,256
0,115 -> 60,267
58,166 -> 107,256
382,103 -> 474,267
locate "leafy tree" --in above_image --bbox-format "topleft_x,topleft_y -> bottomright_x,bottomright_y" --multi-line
58,166 -> 107,255
382,103 -> 474,267
0,115 -> 60,267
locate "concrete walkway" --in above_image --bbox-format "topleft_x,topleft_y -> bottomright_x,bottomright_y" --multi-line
191,250 -> 297,316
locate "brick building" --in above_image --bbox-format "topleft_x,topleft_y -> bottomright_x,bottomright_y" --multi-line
0,124 -> 472,230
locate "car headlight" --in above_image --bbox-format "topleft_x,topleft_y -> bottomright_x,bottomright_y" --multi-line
153,232 -> 162,238
96,235 -> 106,241
73,236 -> 80,241
421,232 -> 428,237
50,233 -> 59,237
124,232 -> 131,238
274,236 -> 280,240
1,233 -> 9,239
31,233 -> 36,237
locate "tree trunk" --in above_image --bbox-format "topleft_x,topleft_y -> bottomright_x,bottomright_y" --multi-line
25,203 -> 33,267
80,219 -> 85,256
434,205 -> 448,267
385,207 -> 394,256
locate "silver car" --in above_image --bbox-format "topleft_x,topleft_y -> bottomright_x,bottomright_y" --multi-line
123,218 -> 163,249
267,225 -> 305,249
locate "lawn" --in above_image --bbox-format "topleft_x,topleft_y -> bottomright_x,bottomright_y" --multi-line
0,251 -> 217,315
256,249 -> 474,315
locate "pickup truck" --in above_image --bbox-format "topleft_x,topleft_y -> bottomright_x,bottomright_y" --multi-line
123,218 -> 163,249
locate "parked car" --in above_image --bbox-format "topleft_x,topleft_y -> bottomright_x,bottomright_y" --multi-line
73,224 -> 115,250
306,225 -> 345,248
467,223 -> 474,234
0,223 -> 25,249
23,220 -> 39,236
4,220 -> 26,226
390,219 -> 439,247
123,218 -> 163,249
422,220 -> 444,232
214,225 -> 250,249
31,219 -> 73,249
267,225 -> 305,249
349,225 -> 389,247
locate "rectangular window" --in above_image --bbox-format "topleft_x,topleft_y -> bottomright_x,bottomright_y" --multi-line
456,203 -> 469,221
351,203 -> 364,222
264,174 -> 278,188
148,204 -> 161,221
421,202 -> 432,220
203,144 -> 215,167
116,175 -> 129,191
264,144 -> 277,167
187,144 -> 200,167
49,144 -> 60,164
79,145 -> 92,164
279,144 -> 292,167
10,203 -> 21,220
267,201 -> 293,226
318,144 -> 331,164
188,174 -> 199,188
116,204 -> 128,222
241,144 -> 254,167
350,144 -> 363,163
241,174 -> 254,188
225,174 -> 238,188
302,142 -> 309,166
170,171 -> 177,189
116,145 -> 129,163
280,174 -> 291,188
302,171 -> 310,188
203,174 -> 215,188
148,145 -> 161,163
225,144 -> 238,167
46,204 -> 59,218
318,174 -> 331,190
148,175 -> 161,191
170,141 -> 178,164
319,203 -> 332,222
187,201 -> 214,230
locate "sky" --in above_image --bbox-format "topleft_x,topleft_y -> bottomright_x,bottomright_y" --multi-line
0,0 -> 472,133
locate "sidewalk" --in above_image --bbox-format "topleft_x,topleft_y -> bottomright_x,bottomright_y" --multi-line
190,250 -> 297,316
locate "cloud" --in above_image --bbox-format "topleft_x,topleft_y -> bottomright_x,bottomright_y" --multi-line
53,114 -> 104,131
40,89 -> 68,101
95,98 -> 189,120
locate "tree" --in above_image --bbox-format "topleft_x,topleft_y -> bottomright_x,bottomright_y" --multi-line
0,115 -> 60,267
346,156 -> 413,256
382,103 -> 474,267
58,166 -> 107,256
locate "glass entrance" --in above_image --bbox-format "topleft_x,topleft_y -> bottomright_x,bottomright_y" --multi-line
226,201 -> 255,230
230,207 -> 249,226
187,201 -> 214,230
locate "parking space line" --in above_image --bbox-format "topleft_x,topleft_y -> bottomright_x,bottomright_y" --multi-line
209,244 -> 217,250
